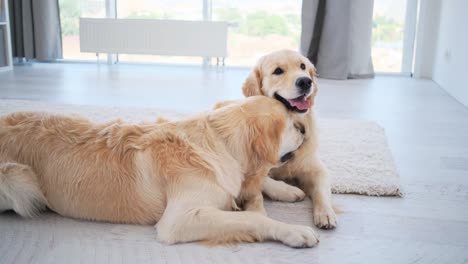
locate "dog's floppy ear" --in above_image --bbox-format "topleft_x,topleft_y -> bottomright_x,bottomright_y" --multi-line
308,64 -> 319,106
208,99 -> 284,165
248,115 -> 284,165
242,65 -> 263,97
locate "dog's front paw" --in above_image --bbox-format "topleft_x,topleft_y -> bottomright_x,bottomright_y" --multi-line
265,181 -> 306,202
313,205 -> 337,229
276,224 -> 319,248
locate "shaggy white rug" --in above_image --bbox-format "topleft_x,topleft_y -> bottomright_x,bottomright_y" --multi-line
0,99 -> 400,196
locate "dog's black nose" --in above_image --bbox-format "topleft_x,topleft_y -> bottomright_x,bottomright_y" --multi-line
295,77 -> 312,93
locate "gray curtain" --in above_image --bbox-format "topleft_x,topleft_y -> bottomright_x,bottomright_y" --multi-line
300,0 -> 374,80
8,0 -> 62,60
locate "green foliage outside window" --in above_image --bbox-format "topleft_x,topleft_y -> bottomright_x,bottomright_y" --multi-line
58,3 -> 300,39
58,1 -> 403,47
59,0 -> 80,36
216,8 -> 299,38
372,15 -> 403,44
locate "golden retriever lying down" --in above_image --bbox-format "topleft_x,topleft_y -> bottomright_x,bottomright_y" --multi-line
0,96 -> 319,247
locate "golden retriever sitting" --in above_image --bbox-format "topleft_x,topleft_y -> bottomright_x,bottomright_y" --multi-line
0,96 -> 319,247
218,50 -> 337,229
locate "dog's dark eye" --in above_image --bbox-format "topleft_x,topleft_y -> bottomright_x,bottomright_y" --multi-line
280,152 -> 294,163
273,67 -> 284,75
295,123 -> 305,135
300,63 -> 306,70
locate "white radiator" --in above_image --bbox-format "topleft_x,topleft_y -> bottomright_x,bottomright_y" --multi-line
79,18 -> 228,58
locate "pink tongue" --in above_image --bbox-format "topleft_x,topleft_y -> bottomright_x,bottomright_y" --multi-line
288,98 -> 312,110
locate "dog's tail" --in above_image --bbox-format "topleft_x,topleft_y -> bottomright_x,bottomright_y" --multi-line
0,162 -> 47,217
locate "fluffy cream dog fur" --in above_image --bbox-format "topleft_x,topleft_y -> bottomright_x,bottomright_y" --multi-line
219,50 -> 337,229
0,96 -> 320,247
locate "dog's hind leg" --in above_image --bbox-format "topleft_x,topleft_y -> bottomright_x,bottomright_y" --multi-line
242,192 -> 267,215
0,162 -> 47,217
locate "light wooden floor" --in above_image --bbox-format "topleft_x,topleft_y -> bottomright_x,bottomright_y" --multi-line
1,63 -> 468,263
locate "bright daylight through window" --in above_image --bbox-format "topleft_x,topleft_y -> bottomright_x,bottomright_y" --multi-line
59,0 -> 411,73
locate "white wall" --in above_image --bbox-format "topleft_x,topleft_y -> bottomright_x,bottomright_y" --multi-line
431,0 -> 468,107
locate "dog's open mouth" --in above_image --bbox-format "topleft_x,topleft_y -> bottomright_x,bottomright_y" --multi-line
274,93 -> 312,113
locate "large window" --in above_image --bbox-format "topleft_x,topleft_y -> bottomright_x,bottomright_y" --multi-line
59,0 -> 416,73
59,0 -> 301,66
